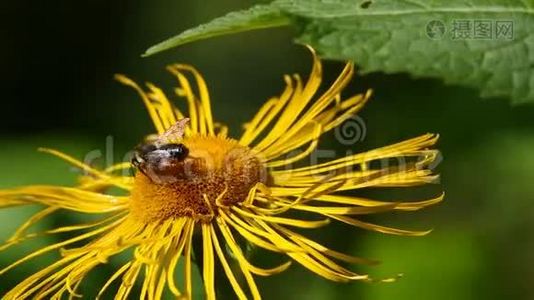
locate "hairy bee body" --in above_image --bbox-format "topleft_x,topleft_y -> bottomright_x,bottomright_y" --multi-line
132,143 -> 189,184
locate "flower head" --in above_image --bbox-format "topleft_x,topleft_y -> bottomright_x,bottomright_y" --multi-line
0,48 -> 441,299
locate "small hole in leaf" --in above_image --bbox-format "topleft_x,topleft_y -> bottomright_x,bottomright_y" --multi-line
360,1 -> 372,9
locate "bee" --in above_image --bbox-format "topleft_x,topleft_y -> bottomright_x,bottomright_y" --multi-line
131,118 -> 190,184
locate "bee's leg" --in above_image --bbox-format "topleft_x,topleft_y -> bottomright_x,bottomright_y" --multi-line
131,157 -> 150,178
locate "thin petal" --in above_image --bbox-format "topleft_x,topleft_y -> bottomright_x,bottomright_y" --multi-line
217,217 -> 261,300
210,224 -> 248,300
202,223 -> 216,300
328,214 -> 432,236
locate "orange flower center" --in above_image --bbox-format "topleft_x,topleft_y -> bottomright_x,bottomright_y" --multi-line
129,136 -> 266,222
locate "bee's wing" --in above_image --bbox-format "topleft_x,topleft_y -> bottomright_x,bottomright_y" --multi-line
156,118 -> 190,145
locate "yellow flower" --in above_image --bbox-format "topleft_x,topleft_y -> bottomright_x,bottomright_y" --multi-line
0,48 -> 442,299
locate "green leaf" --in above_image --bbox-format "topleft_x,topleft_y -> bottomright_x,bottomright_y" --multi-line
143,5 -> 290,57
144,0 -> 534,104
280,0 -> 534,104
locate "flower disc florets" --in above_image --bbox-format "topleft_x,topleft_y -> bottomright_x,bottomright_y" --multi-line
130,136 -> 266,222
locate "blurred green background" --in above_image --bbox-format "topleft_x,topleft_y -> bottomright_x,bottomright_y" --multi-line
1,1 -> 534,299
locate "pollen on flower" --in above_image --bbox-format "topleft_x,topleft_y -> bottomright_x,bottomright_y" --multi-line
129,135 -> 266,222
